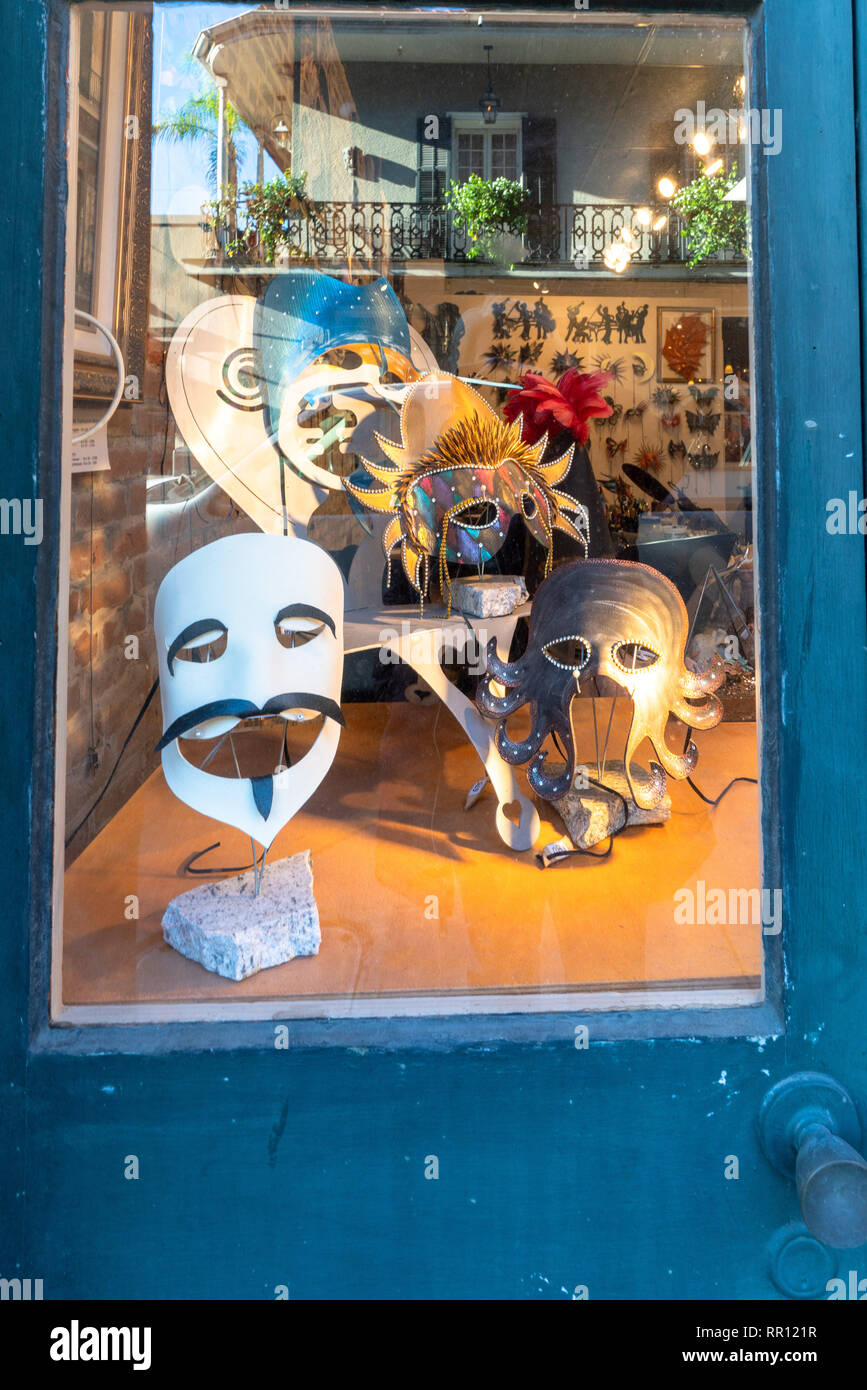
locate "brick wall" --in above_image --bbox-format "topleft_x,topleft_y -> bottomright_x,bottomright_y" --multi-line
64,354 -> 253,864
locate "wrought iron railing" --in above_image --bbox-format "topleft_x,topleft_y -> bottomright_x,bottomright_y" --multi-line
208,200 -> 745,268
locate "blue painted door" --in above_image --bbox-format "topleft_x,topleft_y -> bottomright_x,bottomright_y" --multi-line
1,0 -> 866,1303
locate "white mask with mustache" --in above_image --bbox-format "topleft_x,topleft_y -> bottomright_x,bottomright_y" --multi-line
154,534 -> 345,849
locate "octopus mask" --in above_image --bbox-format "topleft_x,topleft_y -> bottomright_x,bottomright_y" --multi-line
344,372 -> 589,609
154,534 -> 345,850
477,557 -> 724,805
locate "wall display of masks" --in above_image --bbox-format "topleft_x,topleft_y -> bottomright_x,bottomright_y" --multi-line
398,286 -> 745,514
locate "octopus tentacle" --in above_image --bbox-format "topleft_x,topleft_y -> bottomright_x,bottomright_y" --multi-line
478,682 -> 529,719
679,653 -> 725,697
623,708 -> 668,810
495,716 -> 547,768
671,692 -> 723,730
528,747 -> 573,801
483,636 -> 523,687
650,730 -> 699,782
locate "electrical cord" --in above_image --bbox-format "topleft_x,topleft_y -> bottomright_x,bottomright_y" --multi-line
65,678 -> 159,847
540,711 -> 757,866
680,719 -> 757,804
537,729 -> 632,865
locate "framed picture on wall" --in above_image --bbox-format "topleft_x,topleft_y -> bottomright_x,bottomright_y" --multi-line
657,306 -> 716,384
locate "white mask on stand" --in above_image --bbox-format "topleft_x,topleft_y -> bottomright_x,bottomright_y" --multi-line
154,534 -> 345,849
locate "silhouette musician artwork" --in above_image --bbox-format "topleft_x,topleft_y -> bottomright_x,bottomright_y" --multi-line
490,297 -> 557,342
561,301 -> 651,345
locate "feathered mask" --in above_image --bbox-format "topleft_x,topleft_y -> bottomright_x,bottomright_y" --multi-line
345,373 -> 589,611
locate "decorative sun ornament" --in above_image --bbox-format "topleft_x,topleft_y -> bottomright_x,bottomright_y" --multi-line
632,441 -> 666,472
344,373 -> 589,613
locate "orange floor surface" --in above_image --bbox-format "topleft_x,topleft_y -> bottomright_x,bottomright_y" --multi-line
62,700 -> 762,1008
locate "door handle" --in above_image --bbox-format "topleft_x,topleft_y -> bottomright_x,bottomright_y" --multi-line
760,1072 -> 867,1249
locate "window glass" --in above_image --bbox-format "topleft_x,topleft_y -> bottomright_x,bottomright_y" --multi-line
58,5 -> 762,1025
490,131 -> 519,180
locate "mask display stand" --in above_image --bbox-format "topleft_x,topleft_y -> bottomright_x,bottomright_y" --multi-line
154,533 -> 346,979
343,604 -> 540,852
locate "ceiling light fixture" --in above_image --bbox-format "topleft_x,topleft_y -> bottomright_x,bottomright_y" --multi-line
478,45 -> 501,125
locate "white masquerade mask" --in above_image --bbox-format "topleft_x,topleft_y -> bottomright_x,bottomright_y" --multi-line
154,534 -> 345,848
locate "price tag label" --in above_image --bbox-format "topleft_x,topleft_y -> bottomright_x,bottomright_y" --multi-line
71,424 -> 110,474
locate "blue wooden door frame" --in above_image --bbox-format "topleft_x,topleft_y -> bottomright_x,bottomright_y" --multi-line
1,0 -> 866,1298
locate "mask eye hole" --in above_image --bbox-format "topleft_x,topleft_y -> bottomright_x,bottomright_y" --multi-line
520,492 -> 538,520
168,620 -> 227,673
611,640 -> 661,672
543,636 -> 591,672
454,500 -> 499,530
275,617 -> 326,649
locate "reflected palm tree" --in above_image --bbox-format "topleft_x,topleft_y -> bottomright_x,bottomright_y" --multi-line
153,83 -> 247,193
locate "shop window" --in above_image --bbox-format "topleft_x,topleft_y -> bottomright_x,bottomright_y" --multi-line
55,5 -> 764,1032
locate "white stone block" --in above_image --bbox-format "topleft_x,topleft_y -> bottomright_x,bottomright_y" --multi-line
162,850 -> 320,981
450,574 -> 528,617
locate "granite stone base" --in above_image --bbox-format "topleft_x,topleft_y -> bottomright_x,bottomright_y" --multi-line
551,761 -> 671,850
162,850 -> 321,981
450,574 -> 528,617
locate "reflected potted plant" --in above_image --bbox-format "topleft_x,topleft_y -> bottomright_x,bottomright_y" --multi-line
670,163 -> 748,266
444,174 -> 530,262
239,171 -> 319,264
201,172 -> 318,265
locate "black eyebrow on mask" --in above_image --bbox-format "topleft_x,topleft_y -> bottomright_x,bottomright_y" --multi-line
167,619 -> 227,675
273,603 -> 335,638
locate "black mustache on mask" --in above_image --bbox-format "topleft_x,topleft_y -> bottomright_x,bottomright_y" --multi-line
155,692 -> 345,753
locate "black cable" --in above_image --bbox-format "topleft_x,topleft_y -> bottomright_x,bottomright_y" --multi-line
680,719 -> 757,805
279,454 -> 289,536
183,841 -> 266,876
65,678 -> 159,847
157,344 -> 172,477
686,772 -> 756,805
540,708 -> 758,865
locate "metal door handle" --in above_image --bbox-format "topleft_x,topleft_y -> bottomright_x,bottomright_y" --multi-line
760,1072 -> 867,1249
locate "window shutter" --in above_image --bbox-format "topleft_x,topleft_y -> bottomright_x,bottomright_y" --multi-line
416,115 -> 451,202
522,115 -> 557,203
